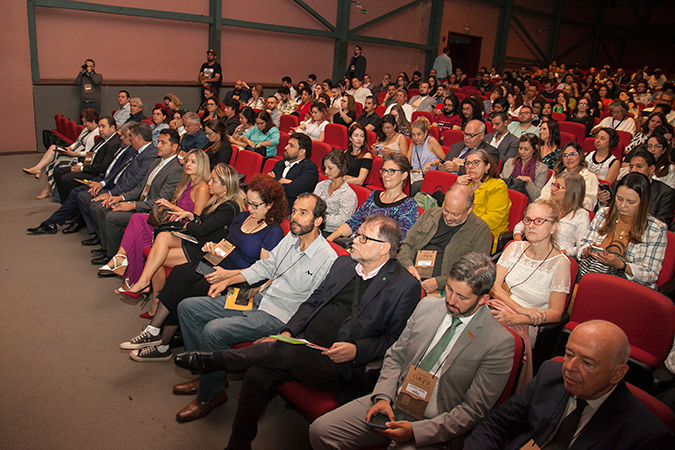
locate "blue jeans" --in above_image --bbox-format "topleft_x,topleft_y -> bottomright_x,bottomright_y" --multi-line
177,295 -> 285,401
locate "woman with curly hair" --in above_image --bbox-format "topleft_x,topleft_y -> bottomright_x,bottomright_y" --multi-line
120,173 -> 286,361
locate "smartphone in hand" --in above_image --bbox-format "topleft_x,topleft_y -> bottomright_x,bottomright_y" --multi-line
366,414 -> 390,430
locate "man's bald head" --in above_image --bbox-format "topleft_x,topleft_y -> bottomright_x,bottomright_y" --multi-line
442,184 -> 474,226
463,120 -> 486,149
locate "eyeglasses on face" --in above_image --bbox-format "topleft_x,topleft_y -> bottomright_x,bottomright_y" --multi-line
353,232 -> 385,244
647,144 -> 664,150
379,168 -> 402,176
562,152 -> 579,158
552,183 -> 566,190
464,160 -> 482,168
245,199 -> 264,209
463,132 -> 482,139
522,217 -> 553,226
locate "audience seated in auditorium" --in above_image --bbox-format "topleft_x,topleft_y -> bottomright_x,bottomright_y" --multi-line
222,79 -> 251,103
222,99 -> 241,136
436,119 -> 499,175
384,88 -> 413,122
407,82 -> 434,113
399,184 -> 492,294
371,114 -> 410,160
333,94 -> 356,127
577,172 -> 667,289
355,95 -> 380,132
507,105 -> 540,138
328,153 -> 418,242
501,133 -> 549,200
347,77 -> 371,106
180,112 -> 210,152
127,97 -> 146,123
591,100 -> 637,136
390,104 -> 412,139
294,102 -> 329,142
313,150 -> 357,235
586,127 -> 620,183
485,112 -> 518,163
150,107 -> 170,146
309,252 -> 516,450
434,95 -> 462,133
408,117 -> 446,195
464,320 -> 674,450
268,132 -> 319,212
199,98 -> 224,128
239,110 -> 280,158
203,119 -> 233,170
539,120 -> 562,170
113,90 -> 131,126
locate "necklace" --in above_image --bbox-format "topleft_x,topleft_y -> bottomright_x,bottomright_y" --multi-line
504,243 -> 554,291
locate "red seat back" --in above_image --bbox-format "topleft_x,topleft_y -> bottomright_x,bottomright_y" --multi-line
420,171 -> 458,196
350,184 -> 372,207
229,147 -> 239,166
507,189 -> 528,232
324,123 -> 349,150
365,156 -> 384,190
367,130 -> 377,147
560,131 -> 576,147
277,132 -> 290,158
429,127 -> 440,142
567,273 -> 675,368
657,231 -> 675,288
559,122 -> 587,144
279,115 -> 298,134
354,102 -> 363,116
375,105 -> 387,118
494,326 -> 524,408
582,137 -> 596,154
407,88 -> 419,99
234,150 -> 263,183
610,142 -> 625,161
627,384 -> 675,434
442,129 -> 464,146
328,241 -> 350,257
411,111 -> 434,123
551,112 -> 567,122
261,157 -> 280,175
310,141 -> 332,168
377,92 -> 386,104
280,219 -> 290,235
67,120 -> 78,141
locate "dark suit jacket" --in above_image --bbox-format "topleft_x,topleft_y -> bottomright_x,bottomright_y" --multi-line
464,360 -> 674,450
106,143 -> 159,196
283,256 -> 421,403
82,133 -> 121,176
96,145 -> 135,185
444,141 -> 500,175
272,158 -> 319,211
610,178 -> 675,226
484,132 -> 519,165
119,156 -> 183,212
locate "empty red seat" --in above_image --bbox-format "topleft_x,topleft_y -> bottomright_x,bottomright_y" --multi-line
551,112 -> 567,122
559,122 -> 587,144
234,150 -> 263,183
420,171 -> 458,196
279,115 -> 298,134
411,111 -> 434,123
324,123 -> 348,150
310,142 -> 331,168
442,129 -> 464,146
560,131 -> 576,147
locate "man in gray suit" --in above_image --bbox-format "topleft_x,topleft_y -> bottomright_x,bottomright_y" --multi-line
91,128 -> 183,266
484,112 -> 519,163
438,120 -> 500,175
309,252 -> 515,450
408,82 -> 435,113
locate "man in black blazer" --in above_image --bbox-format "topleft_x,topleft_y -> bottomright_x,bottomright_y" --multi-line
464,320 -> 674,450
598,150 -> 675,226
53,116 -> 121,203
174,215 -> 422,450
270,132 -> 319,212
91,128 -> 183,264
76,122 -> 159,246
484,112 -> 519,163
438,120 -> 499,175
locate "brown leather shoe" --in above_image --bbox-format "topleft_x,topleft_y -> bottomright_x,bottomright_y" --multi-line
175,390 -> 228,421
173,378 -> 200,395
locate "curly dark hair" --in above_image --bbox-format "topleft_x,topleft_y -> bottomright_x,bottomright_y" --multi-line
247,174 -> 287,225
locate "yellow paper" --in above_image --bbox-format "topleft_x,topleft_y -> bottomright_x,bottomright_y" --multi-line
224,287 -> 253,310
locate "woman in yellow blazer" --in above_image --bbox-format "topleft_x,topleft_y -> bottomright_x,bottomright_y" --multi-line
456,149 -> 511,252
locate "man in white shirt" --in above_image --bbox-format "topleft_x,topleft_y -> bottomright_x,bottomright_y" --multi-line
385,89 -> 414,122
349,77 -> 372,106
485,112 -> 519,162
113,90 -> 131,127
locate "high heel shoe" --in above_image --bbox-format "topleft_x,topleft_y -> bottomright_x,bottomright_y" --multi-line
35,188 -> 53,199
98,254 -> 128,277
121,283 -> 151,300
114,279 -> 132,295
22,168 -> 41,179
139,311 -> 155,319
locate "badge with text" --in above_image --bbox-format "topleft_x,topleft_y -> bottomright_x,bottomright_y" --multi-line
519,439 -> 541,450
177,150 -> 187,164
204,239 -> 236,266
452,157 -> 465,166
393,365 -> 437,420
415,250 -> 437,279
83,152 -> 94,165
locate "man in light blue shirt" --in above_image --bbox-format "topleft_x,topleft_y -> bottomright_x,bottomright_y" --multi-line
433,48 -> 453,81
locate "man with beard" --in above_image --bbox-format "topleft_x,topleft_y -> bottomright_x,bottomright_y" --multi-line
355,96 -> 381,131
268,132 -> 319,212
198,49 -> 222,100
346,45 -> 367,81
309,252 -> 515,450
174,215 -> 422,450
408,82 -> 435,113
223,79 -> 251,103
434,96 -> 462,133
484,112 -> 519,162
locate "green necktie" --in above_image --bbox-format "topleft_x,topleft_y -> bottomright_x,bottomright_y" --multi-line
418,316 -> 462,373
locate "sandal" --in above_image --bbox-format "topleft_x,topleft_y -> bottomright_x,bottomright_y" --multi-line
23,168 -> 41,179
122,283 -> 152,300
98,254 -> 128,277
114,279 -> 133,295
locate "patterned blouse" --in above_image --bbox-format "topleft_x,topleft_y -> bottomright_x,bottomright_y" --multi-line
345,191 -> 419,241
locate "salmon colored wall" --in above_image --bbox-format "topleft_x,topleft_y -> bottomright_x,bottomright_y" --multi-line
0,1 -> 36,153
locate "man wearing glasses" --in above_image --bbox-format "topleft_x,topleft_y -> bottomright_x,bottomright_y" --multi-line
507,105 -> 540,138
175,215 -> 421,450
438,120 -> 499,175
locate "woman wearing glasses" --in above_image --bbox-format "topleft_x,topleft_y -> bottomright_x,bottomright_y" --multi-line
327,152 -> 418,242
119,164 -> 245,300
539,142 -> 599,209
501,133 -> 549,200
490,198 -> 571,390
514,172 -> 590,258
577,172 -> 667,289
200,98 -> 225,127
238,110 -> 280,158
204,119 -> 234,170
456,149 -> 511,252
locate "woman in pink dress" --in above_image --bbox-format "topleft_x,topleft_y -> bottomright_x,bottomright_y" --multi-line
98,150 -> 211,312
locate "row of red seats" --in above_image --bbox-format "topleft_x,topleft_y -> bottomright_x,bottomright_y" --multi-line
51,114 -> 85,146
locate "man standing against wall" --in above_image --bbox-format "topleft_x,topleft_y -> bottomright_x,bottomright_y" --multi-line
346,45 -> 367,81
198,49 -> 222,103
75,59 -> 102,115
433,48 -> 453,82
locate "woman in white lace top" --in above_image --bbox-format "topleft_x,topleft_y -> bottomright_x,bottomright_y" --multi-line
490,198 -> 571,390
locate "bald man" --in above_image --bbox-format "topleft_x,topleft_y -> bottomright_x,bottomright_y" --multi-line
398,184 -> 492,294
464,320 -> 674,449
438,120 -> 499,175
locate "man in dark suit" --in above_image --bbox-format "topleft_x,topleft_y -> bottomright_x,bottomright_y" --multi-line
439,119 -> 499,175
484,112 -> 519,163
76,122 -> 159,246
174,215 -> 422,450
91,128 -> 183,265
27,122 -> 136,235
53,116 -> 121,204
464,320 -> 674,450
269,132 -> 319,212
598,150 -> 675,226
309,252 -> 515,450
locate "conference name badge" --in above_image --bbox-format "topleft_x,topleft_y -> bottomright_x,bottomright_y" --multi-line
415,250 -> 437,279
394,365 -> 437,420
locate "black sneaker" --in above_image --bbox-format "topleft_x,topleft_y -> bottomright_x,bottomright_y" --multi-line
120,327 -> 161,350
130,345 -> 172,362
